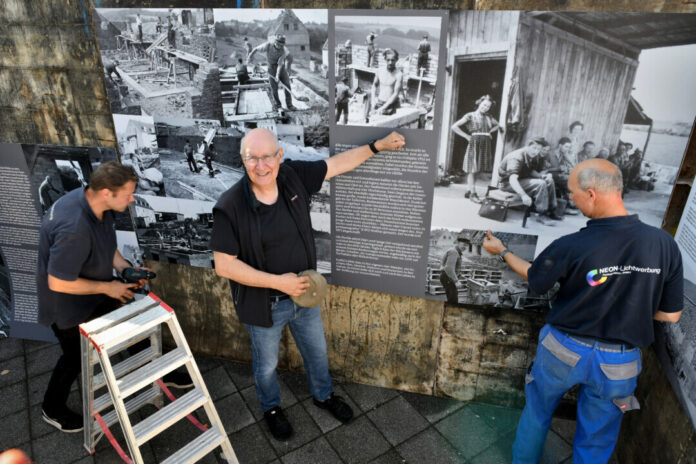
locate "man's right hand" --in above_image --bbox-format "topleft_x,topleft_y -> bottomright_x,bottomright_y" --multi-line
106,281 -> 139,303
276,273 -> 310,297
522,195 -> 533,207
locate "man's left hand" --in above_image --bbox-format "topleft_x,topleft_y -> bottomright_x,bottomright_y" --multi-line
483,230 -> 505,255
375,131 -> 406,151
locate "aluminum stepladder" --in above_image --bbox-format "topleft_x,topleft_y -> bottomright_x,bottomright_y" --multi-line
79,293 -> 238,464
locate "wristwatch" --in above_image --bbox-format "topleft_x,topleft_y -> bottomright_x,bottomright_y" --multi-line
368,140 -> 380,154
498,249 -> 510,263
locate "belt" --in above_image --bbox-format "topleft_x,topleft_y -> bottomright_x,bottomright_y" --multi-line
564,331 -> 637,352
471,132 -> 492,137
269,294 -> 290,304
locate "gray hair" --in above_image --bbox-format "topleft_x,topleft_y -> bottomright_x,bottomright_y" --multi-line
240,128 -> 279,154
576,165 -> 623,193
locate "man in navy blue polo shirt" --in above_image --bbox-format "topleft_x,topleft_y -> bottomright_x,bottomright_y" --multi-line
211,128 -> 406,440
483,158 -> 683,463
36,162 -> 165,433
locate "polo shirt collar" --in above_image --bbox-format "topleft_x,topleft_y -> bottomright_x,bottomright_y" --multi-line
586,214 -> 639,227
79,187 -> 102,224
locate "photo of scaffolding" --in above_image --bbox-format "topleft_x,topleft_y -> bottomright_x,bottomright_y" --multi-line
427,229 -> 549,310
334,15 -> 442,129
213,9 -> 329,128
95,8 -> 222,120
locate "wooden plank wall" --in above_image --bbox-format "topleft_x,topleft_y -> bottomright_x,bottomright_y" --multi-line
511,14 -> 638,153
449,9 -> 516,51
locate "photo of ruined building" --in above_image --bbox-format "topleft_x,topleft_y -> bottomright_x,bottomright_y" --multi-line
334,15 -> 442,129
95,8 -> 222,121
214,9 -> 328,128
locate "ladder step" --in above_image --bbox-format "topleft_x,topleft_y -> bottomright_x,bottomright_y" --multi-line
80,295 -> 160,335
93,346 -> 160,390
91,305 -> 171,353
95,387 -> 160,431
119,347 -> 189,398
91,327 -> 159,365
161,427 -> 226,464
133,388 -> 208,445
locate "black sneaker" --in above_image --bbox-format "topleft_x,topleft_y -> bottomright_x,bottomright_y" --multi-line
42,407 -> 83,433
313,393 -> 353,423
162,370 -> 194,389
264,406 -> 293,440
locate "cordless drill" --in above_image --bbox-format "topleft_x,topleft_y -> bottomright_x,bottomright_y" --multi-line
120,268 -> 156,302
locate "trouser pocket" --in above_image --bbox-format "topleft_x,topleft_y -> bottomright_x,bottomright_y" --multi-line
612,395 -> 640,413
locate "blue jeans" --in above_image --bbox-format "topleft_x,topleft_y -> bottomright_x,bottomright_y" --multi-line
513,324 -> 641,464
244,298 -> 333,411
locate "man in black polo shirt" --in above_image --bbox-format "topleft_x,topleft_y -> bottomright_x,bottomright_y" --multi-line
483,158 -> 683,463
211,128 -> 405,440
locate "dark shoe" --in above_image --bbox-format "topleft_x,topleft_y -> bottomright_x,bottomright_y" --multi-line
547,211 -> 563,221
42,407 -> 83,433
264,406 -> 293,440
471,192 -> 481,203
313,393 -> 353,423
464,191 -> 471,199
162,370 -> 193,389
286,105 -> 298,111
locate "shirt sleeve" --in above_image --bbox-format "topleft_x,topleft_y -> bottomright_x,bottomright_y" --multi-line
527,239 -> 568,294
284,160 -> 328,195
47,231 -> 91,281
658,241 -> 684,312
506,155 -> 524,176
210,208 -> 240,256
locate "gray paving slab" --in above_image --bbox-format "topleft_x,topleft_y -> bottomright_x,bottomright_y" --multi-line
342,382 -> 400,412
33,429 -> 91,463
396,427 -> 465,464
368,449 -> 406,464
366,395 -> 429,446
400,390 -> 466,424
468,430 -> 515,464
202,364 -> 237,400
435,405 -> 500,459
27,371 -> 51,406
195,354 -> 222,374
0,380 -> 27,416
240,380 -> 298,421
301,384 -> 361,434
278,368 -> 313,401
539,430 -> 573,464
228,423 -> 278,464
149,415 -> 215,462
550,416 -> 576,445
29,403 -> 57,439
0,355 -> 26,388
0,409 -> 30,450
280,437 -> 342,464
467,402 -> 523,436
223,360 -> 255,391
0,337 -> 24,362
23,339 -> 53,353
325,415 -> 391,464
260,403 -> 322,456
26,343 -> 61,377
215,391 -> 256,434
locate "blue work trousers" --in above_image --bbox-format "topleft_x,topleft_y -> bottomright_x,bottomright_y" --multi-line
244,298 -> 333,411
513,324 -> 641,464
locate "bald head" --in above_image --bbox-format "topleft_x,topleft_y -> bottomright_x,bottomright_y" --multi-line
571,158 -> 623,194
240,128 -> 279,156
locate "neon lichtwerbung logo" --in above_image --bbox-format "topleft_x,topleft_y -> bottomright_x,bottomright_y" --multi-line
586,269 -> 607,286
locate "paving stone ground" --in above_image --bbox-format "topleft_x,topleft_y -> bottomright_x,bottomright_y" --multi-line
0,336 -> 603,463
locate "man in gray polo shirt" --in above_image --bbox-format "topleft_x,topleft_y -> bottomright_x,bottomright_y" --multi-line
37,162 -> 167,433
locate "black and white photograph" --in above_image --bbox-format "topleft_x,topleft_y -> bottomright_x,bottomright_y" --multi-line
22,145 -> 134,231
427,228 -> 550,310
0,252 -> 10,338
132,194 -> 215,268
431,11 -> 696,256
113,114 -> 165,197
333,15 -> 442,129
213,9 -> 329,126
94,8 -> 221,120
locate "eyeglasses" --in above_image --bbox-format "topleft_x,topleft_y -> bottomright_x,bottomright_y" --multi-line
242,149 -> 280,167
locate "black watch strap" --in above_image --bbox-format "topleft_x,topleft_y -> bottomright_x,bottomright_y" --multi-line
368,140 -> 379,154
498,249 -> 510,262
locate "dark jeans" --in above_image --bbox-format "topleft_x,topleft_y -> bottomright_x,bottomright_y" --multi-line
439,273 -> 459,305
336,100 -> 349,123
43,298 -> 123,414
186,156 -> 198,172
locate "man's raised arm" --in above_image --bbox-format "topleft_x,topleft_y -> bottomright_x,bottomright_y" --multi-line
324,131 -> 405,180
